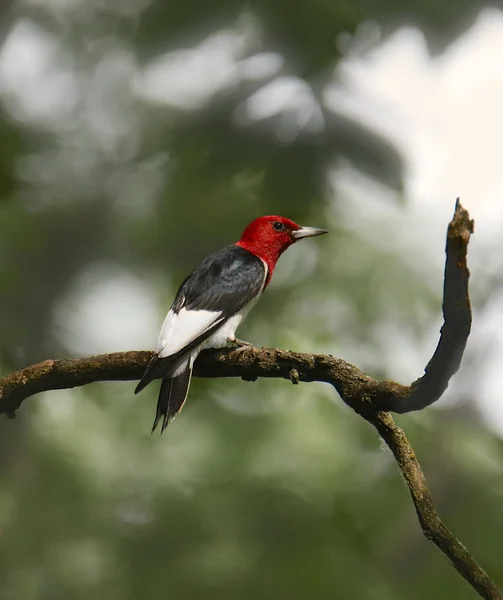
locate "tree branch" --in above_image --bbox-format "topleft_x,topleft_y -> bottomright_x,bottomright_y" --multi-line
395,198 -> 474,412
1,201 -> 500,599
369,412 -> 502,600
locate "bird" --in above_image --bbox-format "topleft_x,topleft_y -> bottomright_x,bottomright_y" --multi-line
135,215 -> 328,433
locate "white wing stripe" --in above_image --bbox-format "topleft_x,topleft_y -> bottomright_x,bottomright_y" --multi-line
156,307 -> 224,358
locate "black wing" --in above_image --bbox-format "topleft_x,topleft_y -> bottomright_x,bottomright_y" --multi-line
176,244 -> 266,315
135,245 -> 266,393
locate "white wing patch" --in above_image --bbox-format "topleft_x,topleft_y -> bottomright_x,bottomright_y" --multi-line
155,307 -> 224,358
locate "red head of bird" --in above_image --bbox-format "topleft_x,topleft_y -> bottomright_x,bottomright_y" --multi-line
236,215 -> 328,282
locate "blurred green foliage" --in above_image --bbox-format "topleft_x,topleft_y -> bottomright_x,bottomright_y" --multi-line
1,1 -> 503,599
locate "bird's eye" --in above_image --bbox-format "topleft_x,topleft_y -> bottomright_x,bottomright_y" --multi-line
272,221 -> 284,231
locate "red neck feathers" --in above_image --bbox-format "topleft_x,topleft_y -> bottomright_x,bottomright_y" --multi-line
235,216 -> 300,286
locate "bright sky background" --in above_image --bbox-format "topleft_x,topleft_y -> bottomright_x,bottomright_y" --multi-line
329,8 -> 503,435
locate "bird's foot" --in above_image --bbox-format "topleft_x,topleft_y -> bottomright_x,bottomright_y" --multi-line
228,337 -> 255,353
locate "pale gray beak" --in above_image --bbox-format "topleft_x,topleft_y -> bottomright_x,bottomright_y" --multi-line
292,226 -> 328,240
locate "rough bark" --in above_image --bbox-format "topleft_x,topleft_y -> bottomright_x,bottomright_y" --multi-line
1,201 -> 500,599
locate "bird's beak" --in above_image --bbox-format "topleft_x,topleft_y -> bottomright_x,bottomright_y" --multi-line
292,226 -> 328,240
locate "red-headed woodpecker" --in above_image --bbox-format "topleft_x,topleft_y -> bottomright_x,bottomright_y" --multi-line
135,215 -> 328,432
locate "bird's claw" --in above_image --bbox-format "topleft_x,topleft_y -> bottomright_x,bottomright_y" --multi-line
228,337 -> 255,354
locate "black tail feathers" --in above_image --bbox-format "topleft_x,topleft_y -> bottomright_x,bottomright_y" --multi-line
151,367 -> 193,433
135,355 -> 169,395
